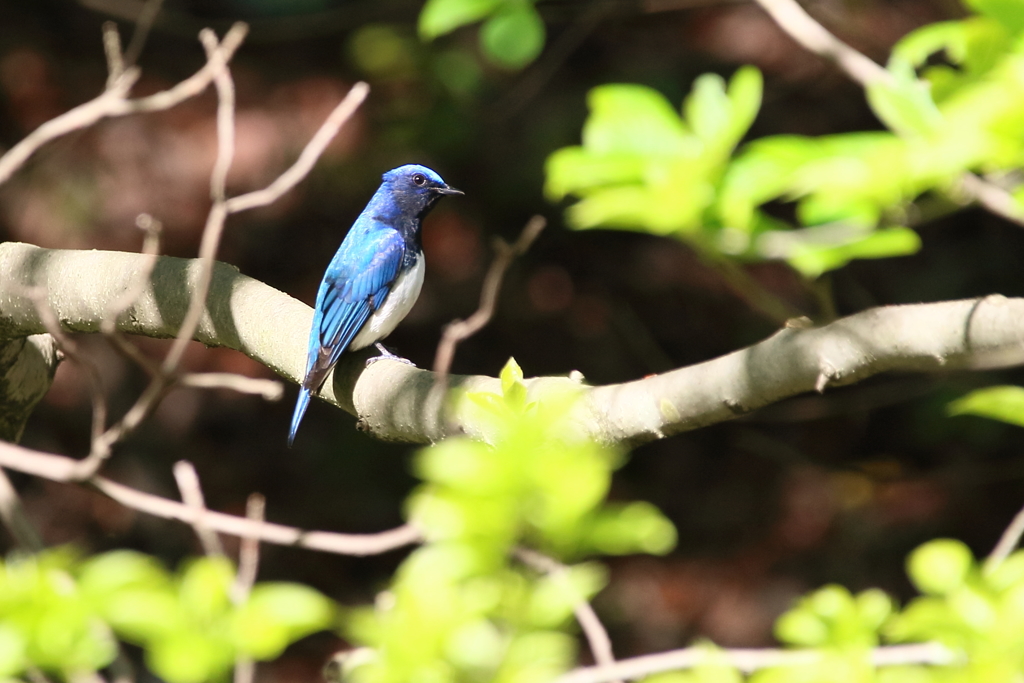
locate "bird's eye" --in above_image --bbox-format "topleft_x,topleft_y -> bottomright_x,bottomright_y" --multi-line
412,173 -> 426,186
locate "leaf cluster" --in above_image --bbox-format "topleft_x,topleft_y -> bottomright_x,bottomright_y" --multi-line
0,549 -> 335,683
343,359 -> 676,683
545,0 -> 1024,277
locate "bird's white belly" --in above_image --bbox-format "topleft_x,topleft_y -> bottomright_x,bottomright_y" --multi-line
351,256 -> 425,350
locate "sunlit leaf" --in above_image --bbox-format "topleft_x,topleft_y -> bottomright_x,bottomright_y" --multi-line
178,557 -> 234,623
908,539 -> 975,596
868,56 -> 943,136
582,85 -> 689,156
480,1 -> 545,69
949,385 -> 1024,427
963,0 -> 1024,33
0,624 -> 26,678
419,0 -> 500,39
146,631 -> 233,683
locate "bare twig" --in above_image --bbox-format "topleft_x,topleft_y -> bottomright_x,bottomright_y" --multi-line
751,0 -> 888,87
752,0 -> 1024,229
0,468 -> 44,551
231,493 -> 265,683
178,373 -> 283,400
515,548 -> 620,681
232,493 -> 265,603
0,441 -> 422,556
424,216 -> 546,435
958,174 -> 1024,229
223,81 -> 369,214
0,24 -> 247,188
173,460 -> 225,557
554,641 -> 956,683
162,29 -> 238,372
102,22 -> 126,87
122,0 -> 166,68
102,213 -> 163,335
984,500 -> 1024,573
24,287 -> 108,449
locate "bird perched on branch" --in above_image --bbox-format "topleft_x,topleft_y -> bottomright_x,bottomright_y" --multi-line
289,164 -> 463,446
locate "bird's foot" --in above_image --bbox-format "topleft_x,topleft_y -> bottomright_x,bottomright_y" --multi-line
366,342 -> 417,367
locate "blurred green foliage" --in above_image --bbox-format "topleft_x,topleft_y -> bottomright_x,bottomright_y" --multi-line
419,0 -> 545,69
0,549 -> 335,683
543,0 -> 1024,279
630,540 -> 1024,682
949,385 -> 1024,428
343,358 -> 675,683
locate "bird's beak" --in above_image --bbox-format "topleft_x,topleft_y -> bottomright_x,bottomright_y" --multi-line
434,185 -> 464,196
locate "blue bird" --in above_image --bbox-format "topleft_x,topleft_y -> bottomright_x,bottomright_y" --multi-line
288,164 -> 462,446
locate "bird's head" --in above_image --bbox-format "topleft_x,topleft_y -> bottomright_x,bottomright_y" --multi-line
382,164 -> 463,218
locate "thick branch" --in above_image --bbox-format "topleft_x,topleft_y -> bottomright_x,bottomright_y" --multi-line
2,243 -> 1024,446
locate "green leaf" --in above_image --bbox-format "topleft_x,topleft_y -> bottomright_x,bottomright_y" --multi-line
0,624 -> 26,678
178,557 -> 234,623
725,66 -> 763,146
78,551 -> 172,599
233,584 -> 333,659
500,357 -> 524,396
419,0 -> 500,40
948,385 -> 1024,427
685,74 -> 731,148
758,225 -> 921,278
963,0 -> 1024,33
102,587 -> 182,643
582,85 -> 690,156
146,631 -> 233,683
583,502 -> 677,555
907,539 -> 975,595
867,56 -> 943,137
684,66 -> 762,155
245,583 -> 335,632
775,609 -> 828,646
480,1 -> 545,69
500,357 -> 527,409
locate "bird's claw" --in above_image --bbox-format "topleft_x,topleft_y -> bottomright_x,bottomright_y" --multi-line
366,343 -> 417,367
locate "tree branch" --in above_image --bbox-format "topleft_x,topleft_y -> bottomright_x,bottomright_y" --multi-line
0,440 -> 422,556
554,642 -> 955,683
2,244 -> 1024,447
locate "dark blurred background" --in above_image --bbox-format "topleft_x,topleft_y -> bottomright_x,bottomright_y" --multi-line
4,0 -> 1024,677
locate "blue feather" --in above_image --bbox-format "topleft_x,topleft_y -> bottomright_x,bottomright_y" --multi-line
288,164 -> 462,445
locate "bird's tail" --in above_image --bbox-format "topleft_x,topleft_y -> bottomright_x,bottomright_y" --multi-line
288,387 -> 312,448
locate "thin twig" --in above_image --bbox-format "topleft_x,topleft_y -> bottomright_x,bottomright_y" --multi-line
102,213 -> 162,335
178,373 -> 283,400
0,440 -> 423,556
751,0 -> 888,87
232,493 -> 265,602
984,500 -> 1024,573
127,23 -> 247,113
424,216 -> 546,436
24,287 -> 108,449
122,0 -> 166,68
958,174 -> 1024,229
701,252 -> 803,325
0,24 -> 247,188
554,641 -> 956,683
752,0 -> 1024,229
173,460 -> 225,557
515,548 -> 620,682
102,22 -> 125,88
162,29 -> 238,372
0,468 -> 44,551
231,493 -> 265,683
223,81 -> 369,214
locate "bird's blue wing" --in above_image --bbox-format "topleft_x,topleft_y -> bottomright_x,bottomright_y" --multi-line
313,226 -> 405,371
289,226 -> 405,446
